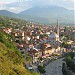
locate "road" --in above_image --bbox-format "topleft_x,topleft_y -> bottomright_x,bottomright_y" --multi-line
45,58 -> 64,75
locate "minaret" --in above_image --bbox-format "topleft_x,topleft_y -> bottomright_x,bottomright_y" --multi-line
57,19 -> 59,37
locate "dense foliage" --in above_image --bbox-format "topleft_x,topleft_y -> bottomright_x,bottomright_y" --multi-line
0,16 -> 28,28
64,53 -> 75,72
62,52 -> 75,75
38,65 -> 46,74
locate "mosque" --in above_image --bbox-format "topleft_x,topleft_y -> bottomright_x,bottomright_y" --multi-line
48,20 -> 60,48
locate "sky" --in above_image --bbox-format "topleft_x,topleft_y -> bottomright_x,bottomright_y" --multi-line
0,0 -> 75,13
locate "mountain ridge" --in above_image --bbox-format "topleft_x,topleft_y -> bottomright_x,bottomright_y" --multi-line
0,6 -> 74,25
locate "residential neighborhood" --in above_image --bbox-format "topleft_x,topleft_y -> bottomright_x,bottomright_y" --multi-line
0,16 -> 75,75
0,0 -> 75,75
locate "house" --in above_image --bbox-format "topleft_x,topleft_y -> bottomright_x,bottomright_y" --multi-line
28,49 -> 42,63
44,47 -> 53,55
3,28 -> 12,34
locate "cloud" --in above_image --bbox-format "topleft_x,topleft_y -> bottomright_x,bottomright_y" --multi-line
7,7 -> 23,13
64,0 -> 75,2
4,0 -> 32,13
0,0 -> 17,4
31,0 -> 54,6
0,2 -> 13,4
0,0 -> 74,13
9,7 -> 18,11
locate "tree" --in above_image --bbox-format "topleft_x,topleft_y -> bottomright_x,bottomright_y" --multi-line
26,53 -> 31,63
61,42 -> 68,48
64,53 -> 75,73
38,65 -> 46,74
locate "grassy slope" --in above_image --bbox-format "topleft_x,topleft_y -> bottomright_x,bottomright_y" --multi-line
0,32 -> 39,75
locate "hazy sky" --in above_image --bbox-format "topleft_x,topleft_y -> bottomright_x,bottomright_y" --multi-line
0,0 -> 74,13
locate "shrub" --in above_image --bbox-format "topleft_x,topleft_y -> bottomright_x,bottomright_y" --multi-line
38,65 -> 46,74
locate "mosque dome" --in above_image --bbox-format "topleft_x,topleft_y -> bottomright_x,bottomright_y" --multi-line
49,32 -> 59,38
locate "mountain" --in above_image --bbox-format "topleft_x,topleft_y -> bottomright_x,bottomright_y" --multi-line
0,10 -> 50,24
19,6 -> 75,25
0,6 -> 74,25
0,10 -> 16,17
0,10 -> 24,20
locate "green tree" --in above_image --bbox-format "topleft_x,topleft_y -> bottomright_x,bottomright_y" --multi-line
26,53 -> 31,63
38,65 -> 46,74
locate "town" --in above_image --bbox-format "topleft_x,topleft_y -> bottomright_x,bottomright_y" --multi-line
0,16 -> 75,75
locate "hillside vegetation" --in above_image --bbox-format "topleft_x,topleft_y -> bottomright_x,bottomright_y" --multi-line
0,32 -> 39,75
